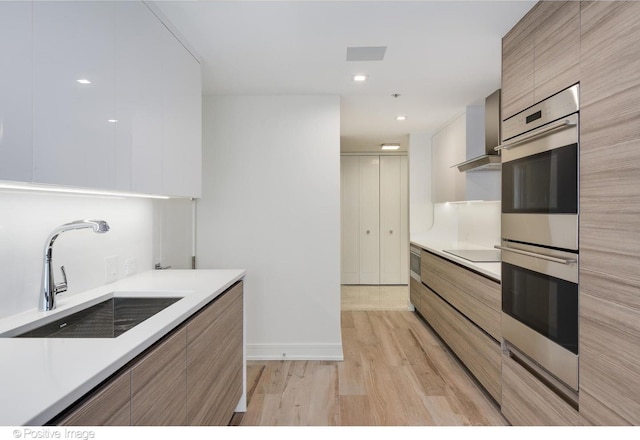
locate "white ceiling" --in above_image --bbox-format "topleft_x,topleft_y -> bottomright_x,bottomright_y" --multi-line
152,0 -> 536,152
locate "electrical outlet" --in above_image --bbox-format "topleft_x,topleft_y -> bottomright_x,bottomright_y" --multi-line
105,256 -> 119,283
124,258 -> 137,276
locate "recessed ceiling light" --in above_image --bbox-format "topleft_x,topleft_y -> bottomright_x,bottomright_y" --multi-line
353,74 -> 367,82
381,144 -> 400,150
107,119 -> 118,123
76,79 -> 91,85
396,115 -> 407,121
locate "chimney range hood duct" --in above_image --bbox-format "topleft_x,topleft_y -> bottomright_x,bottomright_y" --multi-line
455,89 -> 502,172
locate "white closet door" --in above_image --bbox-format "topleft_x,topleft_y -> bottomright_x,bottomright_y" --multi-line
341,156 -> 360,284
358,156 -> 380,284
399,155 -> 409,284
380,156 -> 408,284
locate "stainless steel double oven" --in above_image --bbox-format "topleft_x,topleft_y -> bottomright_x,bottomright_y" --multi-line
496,84 -> 580,401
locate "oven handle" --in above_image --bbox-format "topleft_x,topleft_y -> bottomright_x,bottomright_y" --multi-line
494,245 -> 577,265
494,119 -> 576,152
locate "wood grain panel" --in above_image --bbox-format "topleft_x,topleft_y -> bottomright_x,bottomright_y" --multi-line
501,351 -> 580,426
58,372 -> 131,426
418,281 -> 501,403
420,250 -> 501,340
579,283 -> 639,425
580,0 -> 640,106
187,282 -> 243,425
131,327 -> 187,425
501,3 -> 537,120
533,1 -> 580,101
409,277 -> 422,312
578,1 -> 640,425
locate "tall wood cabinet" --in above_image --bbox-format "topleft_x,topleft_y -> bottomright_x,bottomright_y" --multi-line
341,155 -> 408,285
501,1 -> 580,121
578,0 -> 640,426
501,0 -> 640,426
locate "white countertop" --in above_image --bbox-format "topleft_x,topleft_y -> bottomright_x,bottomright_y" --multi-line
411,234 -> 501,282
0,269 -> 245,426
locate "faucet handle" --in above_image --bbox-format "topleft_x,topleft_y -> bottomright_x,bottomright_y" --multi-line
56,265 -> 68,294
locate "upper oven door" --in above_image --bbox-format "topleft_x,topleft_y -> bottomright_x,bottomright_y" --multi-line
501,112 -> 578,215
498,87 -> 579,251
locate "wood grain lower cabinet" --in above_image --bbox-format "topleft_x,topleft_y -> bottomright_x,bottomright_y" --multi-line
187,282 -> 243,425
416,280 -> 501,404
57,373 -> 131,426
53,281 -> 244,426
501,351 -> 580,426
131,328 -> 187,425
420,250 -> 501,340
409,278 -> 423,312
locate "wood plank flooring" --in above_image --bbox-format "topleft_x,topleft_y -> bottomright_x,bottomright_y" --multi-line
231,310 -> 507,426
341,285 -> 410,311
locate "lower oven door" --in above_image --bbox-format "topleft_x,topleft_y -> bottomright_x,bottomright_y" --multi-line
499,241 -> 579,391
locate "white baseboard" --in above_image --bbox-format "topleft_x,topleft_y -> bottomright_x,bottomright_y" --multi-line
247,343 -> 344,361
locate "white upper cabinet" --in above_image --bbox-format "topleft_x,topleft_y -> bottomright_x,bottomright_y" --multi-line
33,1 -> 117,189
432,113 -> 466,203
0,1 -> 33,183
161,27 -> 202,198
1,1 -> 201,197
115,1 -> 164,193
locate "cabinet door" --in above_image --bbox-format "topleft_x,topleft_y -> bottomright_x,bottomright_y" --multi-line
578,1 -> 640,425
432,114 -> 465,203
0,1 -> 33,183
187,282 -> 243,425
115,1 -> 163,193
379,156 -> 408,284
131,327 -> 187,425
161,27 -> 202,198
501,7 -> 536,121
341,156 -> 361,284
58,372 -> 131,426
533,1 -> 580,102
32,1 -> 116,189
358,156 -> 380,284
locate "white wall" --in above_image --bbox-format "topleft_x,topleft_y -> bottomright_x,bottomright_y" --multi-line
0,191 -> 155,318
198,95 -> 342,360
409,131 -> 434,234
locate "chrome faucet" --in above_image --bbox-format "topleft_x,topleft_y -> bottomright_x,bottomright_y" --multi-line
40,219 -> 110,311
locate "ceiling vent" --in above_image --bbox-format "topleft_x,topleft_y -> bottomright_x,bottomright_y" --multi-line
346,46 -> 387,61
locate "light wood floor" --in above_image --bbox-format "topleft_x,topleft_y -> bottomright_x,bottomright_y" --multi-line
341,284 -> 410,311
231,310 -> 507,426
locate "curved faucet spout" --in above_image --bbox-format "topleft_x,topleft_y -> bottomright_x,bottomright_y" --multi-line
40,219 -> 110,311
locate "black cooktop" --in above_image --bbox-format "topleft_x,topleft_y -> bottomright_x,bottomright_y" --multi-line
443,249 -> 501,263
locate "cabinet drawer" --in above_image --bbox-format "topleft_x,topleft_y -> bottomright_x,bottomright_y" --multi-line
409,278 -> 423,311
57,372 -> 131,426
418,282 -> 501,404
421,250 -> 501,340
502,350 -> 580,426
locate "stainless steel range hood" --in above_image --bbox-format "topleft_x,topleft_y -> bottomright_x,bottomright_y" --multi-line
455,89 -> 502,172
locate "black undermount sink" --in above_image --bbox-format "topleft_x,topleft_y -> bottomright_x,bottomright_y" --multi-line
15,297 -> 181,338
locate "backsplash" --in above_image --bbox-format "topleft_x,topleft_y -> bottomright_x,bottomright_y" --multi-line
0,190 -> 191,319
413,201 -> 501,248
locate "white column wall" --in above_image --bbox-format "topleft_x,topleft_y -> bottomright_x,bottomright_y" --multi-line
409,131 -> 434,234
198,95 -> 343,360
